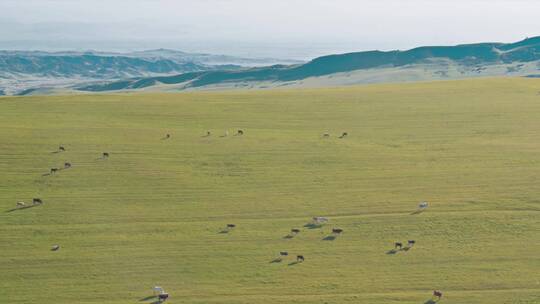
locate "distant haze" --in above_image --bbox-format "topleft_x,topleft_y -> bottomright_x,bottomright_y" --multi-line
1,0 -> 539,60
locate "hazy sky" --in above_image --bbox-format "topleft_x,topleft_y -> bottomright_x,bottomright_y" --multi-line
1,0 -> 539,59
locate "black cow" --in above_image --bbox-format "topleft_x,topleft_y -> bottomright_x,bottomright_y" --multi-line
158,293 -> 169,302
332,228 -> 343,234
408,240 -> 416,247
58,146 -> 65,152
291,228 -> 301,234
280,251 -> 288,257
103,152 -> 109,158
339,132 -> 348,138
226,224 -> 236,229
394,242 -> 403,249
64,162 -> 72,169
237,130 -> 244,135
296,255 -> 305,262
433,290 -> 443,300
33,198 -> 43,205
50,168 -> 59,174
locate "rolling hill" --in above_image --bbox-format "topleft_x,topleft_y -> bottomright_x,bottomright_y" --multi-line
0,50 -> 301,95
77,36 -> 540,93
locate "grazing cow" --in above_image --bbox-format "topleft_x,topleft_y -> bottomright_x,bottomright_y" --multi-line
419,201 -> 429,209
51,244 -> 60,251
323,133 -> 330,138
394,242 -> 403,249
339,132 -> 348,138
153,286 -> 165,295
158,293 -> 169,302
313,216 -> 329,223
58,146 -> 65,152
291,228 -> 301,234
433,290 -> 443,300
166,134 -> 171,139
33,198 -> 43,205
226,224 -> 236,229
16,202 -> 25,208
237,130 -> 244,136
50,168 -> 59,174
332,228 -> 344,234
64,162 -> 72,169
296,255 -> 305,262
408,240 -> 416,247
279,251 -> 288,257
103,152 -> 109,158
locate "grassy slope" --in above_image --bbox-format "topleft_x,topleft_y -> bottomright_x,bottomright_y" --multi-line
1,78 -> 539,304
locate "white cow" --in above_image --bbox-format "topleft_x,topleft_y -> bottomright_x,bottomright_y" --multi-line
313,217 -> 329,223
153,286 -> 165,295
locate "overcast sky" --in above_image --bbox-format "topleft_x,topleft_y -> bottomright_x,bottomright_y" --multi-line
1,0 -> 539,59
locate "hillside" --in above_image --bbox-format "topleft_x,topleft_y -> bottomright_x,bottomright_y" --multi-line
77,36 -> 540,93
0,50 -> 301,95
1,78 -> 540,304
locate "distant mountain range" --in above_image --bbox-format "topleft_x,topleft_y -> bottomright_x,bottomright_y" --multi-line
0,49 -> 302,95
1,37 -> 540,95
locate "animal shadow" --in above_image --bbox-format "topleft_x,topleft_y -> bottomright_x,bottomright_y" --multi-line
219,229 -> 229,234
270,258 -> 282,264
42,173 -> 51,177
410,209 -> 424,215
304,223 -> 322,229
139,295 -> 157,302
386,249 -> 398,255
424,300 -> 438,304
5,204 -> 39,213
283,234 -> 294,239
402,246 -> 410,251
288,261 -> 300,266
322,235 -> 336,241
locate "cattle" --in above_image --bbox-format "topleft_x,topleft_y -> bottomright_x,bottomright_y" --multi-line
64,162 -> 72,169
291,228 -> 301,234
419,201 -> 429,209
339,132 -> 348,138
103,152 -> 109,158
237,130 -> 244,136
158,293 -> 169,302
323,133 -> 330,138
16,202 -> 25,208
313,217 -> 329,223
226,224 -> 236,229
395,242 -> 403,249
206,131 -> 211,136
51,245 -> 60,251
153,286 -> 165,295
332,228 -> 344,234
166,134 -> 171,139
50,168 -> 59,174
408,240 -> 416,247
33,198 -> 43,205
433,290 -> 443,300
279,251 -> 288,257
296,255 -> 305,262
58,146 -> 65,152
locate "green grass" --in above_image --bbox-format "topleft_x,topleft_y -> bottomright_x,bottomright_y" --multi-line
1,78 -> 540,304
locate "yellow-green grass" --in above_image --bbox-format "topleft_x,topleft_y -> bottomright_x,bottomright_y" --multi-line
1,78 -> 539,304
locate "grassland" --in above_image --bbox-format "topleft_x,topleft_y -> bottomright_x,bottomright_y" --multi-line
1,78 -> 539,304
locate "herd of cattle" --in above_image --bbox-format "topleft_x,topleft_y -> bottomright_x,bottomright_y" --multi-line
11,131 -> 443,302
